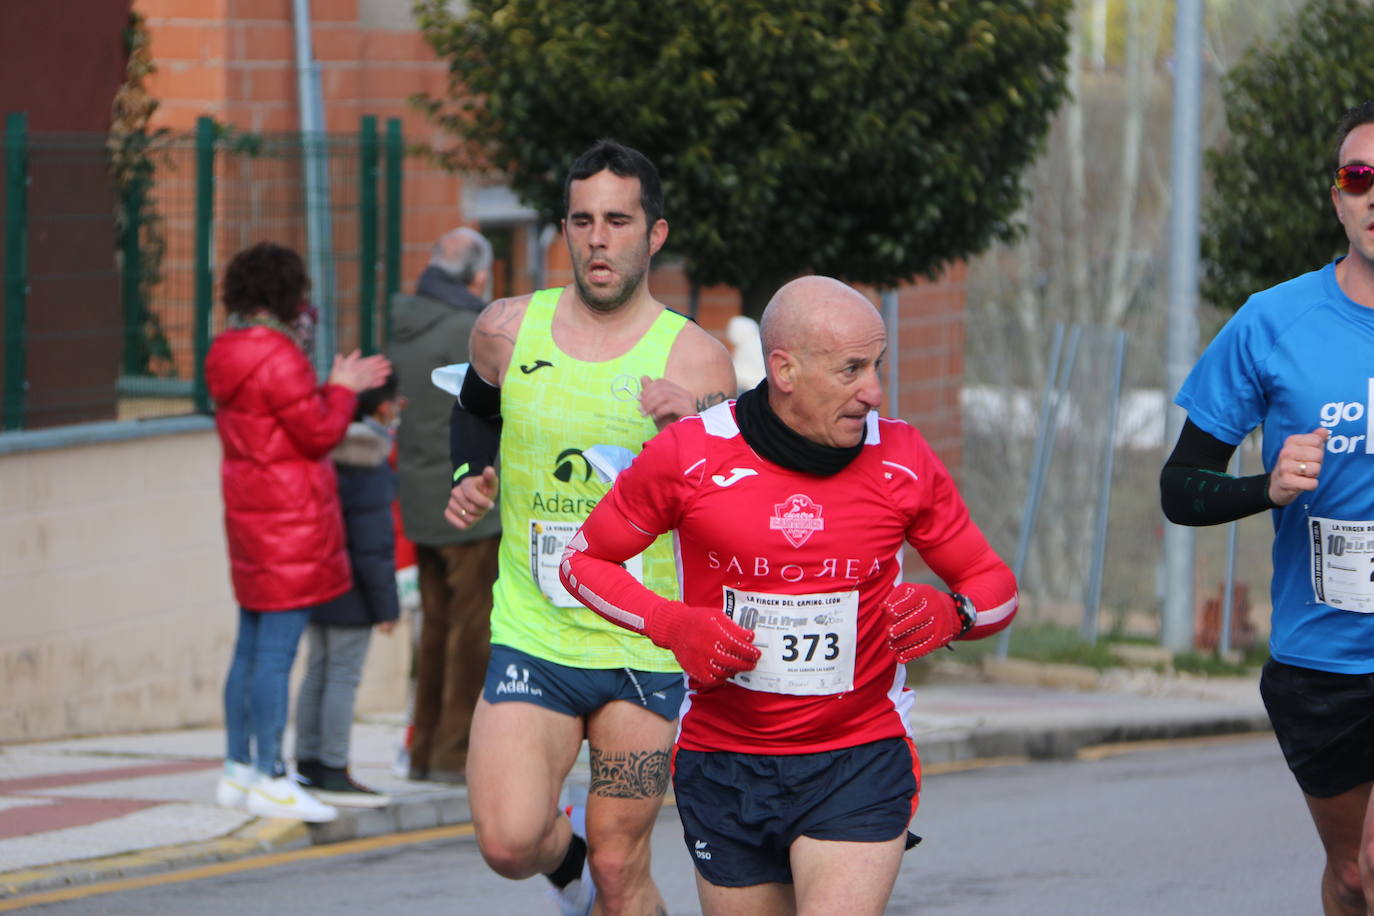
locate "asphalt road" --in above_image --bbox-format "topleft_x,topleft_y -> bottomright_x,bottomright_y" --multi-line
13,734 -> 1321,915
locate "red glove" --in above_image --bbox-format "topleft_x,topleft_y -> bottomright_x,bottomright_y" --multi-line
884,583 -> 970,662
646,601 -> 761,689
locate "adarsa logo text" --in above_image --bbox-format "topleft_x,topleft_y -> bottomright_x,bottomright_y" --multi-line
530,491 -> 600,516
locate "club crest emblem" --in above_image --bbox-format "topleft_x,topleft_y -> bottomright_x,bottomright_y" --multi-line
769,494 -> 824,548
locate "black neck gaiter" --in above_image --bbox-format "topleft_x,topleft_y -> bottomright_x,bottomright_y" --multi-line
734,380 -> 864,476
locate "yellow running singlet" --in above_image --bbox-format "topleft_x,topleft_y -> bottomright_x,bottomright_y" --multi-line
491,288 -> 684,671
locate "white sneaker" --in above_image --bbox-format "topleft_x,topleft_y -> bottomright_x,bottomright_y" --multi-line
247,773 -> 339,823
214,760 -> 254,810
549,804 -> 595,916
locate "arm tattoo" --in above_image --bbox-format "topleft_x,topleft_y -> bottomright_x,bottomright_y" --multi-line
589,747 -> 670,799
695,391 -> 727,413
472,297 -> 520,349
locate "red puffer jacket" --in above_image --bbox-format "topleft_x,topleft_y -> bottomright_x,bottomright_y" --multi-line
205,325 -> 357,611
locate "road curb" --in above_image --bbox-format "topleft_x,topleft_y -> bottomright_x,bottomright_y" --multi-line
917,712 -> 1273,766
0,816 -> 309,899
311,787 -> 471,844
0,786 -> 475,900
0,782 -> 475,900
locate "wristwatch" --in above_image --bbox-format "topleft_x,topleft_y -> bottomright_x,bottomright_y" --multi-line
949,592 -> 977,636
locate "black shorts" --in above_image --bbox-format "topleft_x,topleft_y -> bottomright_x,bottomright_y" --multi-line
1259,658 -> 1374,798
482,644 -> 685,722
673,737 -> 919,887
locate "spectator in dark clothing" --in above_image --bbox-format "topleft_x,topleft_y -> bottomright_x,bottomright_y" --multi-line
389,228 -> 500,783
294,373 -> 403,807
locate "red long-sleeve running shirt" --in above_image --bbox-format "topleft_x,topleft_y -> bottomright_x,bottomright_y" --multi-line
560,402 -> 1017,755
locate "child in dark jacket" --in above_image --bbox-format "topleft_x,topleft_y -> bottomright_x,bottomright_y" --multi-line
293,373 -> 402,807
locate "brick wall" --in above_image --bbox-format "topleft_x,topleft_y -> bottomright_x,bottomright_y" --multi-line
135,0 -> 464,288
132,0 -> 968,449
133,0 -> 967,440
886,262 -> 968,468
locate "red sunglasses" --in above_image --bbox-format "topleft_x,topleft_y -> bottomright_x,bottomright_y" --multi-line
1335,164 -> 1374,195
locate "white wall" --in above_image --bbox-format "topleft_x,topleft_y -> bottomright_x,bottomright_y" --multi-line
0,428 -> 409,743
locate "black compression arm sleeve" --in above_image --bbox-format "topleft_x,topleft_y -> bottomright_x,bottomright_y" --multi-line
1159,419 -> 1275,526
450,399 -> 501,486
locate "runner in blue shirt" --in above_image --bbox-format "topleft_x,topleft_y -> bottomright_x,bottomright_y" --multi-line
1162,101 -> 1374,916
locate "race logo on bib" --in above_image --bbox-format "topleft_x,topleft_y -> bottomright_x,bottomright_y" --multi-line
770,494 -> 824,548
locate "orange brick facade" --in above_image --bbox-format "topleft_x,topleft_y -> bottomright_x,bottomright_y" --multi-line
136,0 -> 462,292
134,0 -> 965,458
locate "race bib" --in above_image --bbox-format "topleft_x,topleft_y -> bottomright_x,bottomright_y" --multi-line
529,519 -> 644,608
1309,517 -> 1374,613
722,586 -> 858,696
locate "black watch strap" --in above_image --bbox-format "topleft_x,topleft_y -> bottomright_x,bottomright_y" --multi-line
950,592 -> 977,636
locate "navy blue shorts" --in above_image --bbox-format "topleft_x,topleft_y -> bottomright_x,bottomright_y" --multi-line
482,644 -> 685,722
673,737 -> 919,887
1260,658 -> 1374,798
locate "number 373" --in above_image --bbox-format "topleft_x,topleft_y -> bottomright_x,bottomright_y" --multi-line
780,632 -> 840,662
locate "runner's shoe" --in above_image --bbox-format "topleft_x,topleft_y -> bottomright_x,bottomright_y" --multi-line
247,773 -> 339,822
549,804 -> 595,916
214,760 -> 254,811
308,766 -> 391,809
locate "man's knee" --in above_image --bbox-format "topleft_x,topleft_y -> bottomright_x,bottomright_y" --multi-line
586,833 -> 651,902
1358,833 -> 1374,889
1329,852 -> 1365,910
475,827 -> 546,880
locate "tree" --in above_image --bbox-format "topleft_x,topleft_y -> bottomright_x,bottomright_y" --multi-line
415,0 -> 1072,317
1201,0 -> 1373,312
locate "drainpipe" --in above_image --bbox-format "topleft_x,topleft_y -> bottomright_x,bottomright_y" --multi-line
881,290 -> 899,417
292,0 -> 336,371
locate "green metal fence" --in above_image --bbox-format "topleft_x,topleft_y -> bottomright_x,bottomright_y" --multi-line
0,115 -> 404,432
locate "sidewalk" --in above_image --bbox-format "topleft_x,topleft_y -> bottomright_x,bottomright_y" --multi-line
0,668 -> 1270,900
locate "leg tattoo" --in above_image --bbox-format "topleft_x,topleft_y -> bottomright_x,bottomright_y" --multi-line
589,747 -> 670,799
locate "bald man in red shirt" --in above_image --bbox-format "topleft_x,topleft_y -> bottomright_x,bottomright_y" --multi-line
561,276 -> 1017,916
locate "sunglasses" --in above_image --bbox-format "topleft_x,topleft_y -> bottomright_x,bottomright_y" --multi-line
1335,164 -> 1374,195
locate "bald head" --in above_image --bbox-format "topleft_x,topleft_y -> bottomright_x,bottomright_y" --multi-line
760,276 -> 884,363
759,276 -> 887,447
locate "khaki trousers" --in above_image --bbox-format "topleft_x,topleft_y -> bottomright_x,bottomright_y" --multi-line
409,537 -> 500,777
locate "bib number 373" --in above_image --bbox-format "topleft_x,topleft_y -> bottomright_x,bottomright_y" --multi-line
781,632 -> 841,663
722,586 -> 858,696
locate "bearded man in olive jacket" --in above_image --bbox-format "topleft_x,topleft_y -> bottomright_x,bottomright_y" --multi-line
390,227 -> 500,783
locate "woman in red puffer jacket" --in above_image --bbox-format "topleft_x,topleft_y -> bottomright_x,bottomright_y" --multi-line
204,242 -> 390,823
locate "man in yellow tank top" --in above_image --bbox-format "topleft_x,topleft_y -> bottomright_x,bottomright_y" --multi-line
445,141 -> 736,916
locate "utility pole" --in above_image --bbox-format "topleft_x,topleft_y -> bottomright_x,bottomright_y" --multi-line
1161,0 -> 1203,652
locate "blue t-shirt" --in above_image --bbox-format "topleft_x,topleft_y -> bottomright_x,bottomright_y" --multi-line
1176,259 -> 1374,674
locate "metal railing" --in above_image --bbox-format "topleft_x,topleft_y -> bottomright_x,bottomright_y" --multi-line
0,114 -> 405,432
